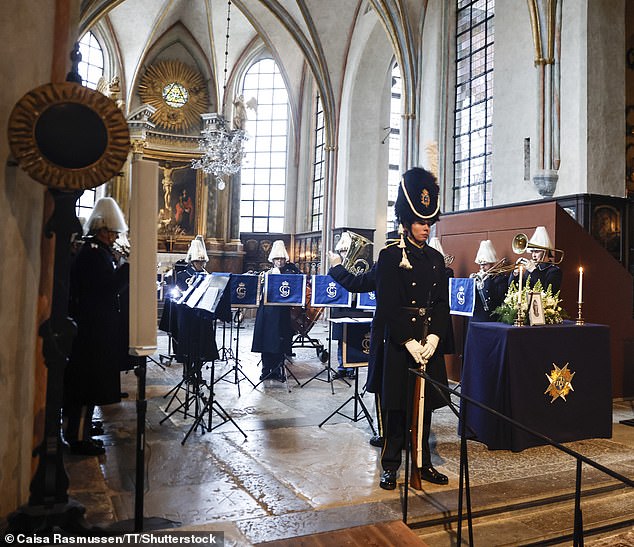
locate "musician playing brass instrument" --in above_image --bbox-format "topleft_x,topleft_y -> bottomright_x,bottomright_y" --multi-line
176,235 -> 209,290
470,240 -> 508,322
372,167 -> 451,490
508,226 -> 562,294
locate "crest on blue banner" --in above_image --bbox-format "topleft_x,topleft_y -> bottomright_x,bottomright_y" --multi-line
343,322 -> 372,366
449,277 -> 475,316
263,273 -> 306,306
310,275 -> 352,307
229,274 -> 259,308
357,291 -> 376,310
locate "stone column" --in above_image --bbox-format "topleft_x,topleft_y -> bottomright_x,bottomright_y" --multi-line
527,0 -> 562,197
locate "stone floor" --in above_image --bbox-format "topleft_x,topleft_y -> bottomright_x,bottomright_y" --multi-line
63,318 -> 634,546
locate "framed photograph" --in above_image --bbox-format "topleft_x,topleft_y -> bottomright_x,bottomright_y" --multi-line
528,292 -> 545,326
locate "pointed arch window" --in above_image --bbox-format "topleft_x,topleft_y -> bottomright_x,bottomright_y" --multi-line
240,58 -> 289,233
310,94 -> 325,232
78,31 -> 104,90
387,61 -> 402,232
75,30 -> 106,217
453,0 -> 495,210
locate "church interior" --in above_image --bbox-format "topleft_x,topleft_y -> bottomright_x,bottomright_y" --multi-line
2,0 -> 634,545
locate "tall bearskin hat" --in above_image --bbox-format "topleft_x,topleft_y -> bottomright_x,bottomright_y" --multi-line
268,240 -> 289,262
84,197 -> 128,235
394,167 -> 440,227
186,235 -> 209,263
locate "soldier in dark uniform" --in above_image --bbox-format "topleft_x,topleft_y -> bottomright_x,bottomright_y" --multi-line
372,167 -> 451,490
470,240 -> 508,322
64,198 -> 129,456
509,226 -> 562,294
251,240 -> 301,381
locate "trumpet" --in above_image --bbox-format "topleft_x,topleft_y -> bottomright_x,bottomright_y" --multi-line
512,233 -> 564,264
471,258 -> 511,285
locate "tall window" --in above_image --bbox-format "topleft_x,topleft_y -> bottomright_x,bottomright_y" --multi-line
78,31 -> 104,90
387,62 -> 402,232
240,58 -> 289,233
75,31 -> 105,217
453,0 -> 494,210
310,94 -> 325,232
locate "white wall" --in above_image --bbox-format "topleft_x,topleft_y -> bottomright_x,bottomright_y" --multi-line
0,0 -> 57,517
336,15 -> 392,250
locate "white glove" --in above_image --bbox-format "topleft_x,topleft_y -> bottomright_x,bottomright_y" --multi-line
328,250 -> 342,267
269,267 -> 281,274
420,334 -> 440,360
515,257 -> 536,273
405,339 -> 425,365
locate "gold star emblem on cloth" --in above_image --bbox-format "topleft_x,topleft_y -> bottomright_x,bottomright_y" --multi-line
544,363 -> 575,403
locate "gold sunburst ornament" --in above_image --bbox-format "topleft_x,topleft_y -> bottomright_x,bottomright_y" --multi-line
544,362 -> 575,403
139,60 -> 209,131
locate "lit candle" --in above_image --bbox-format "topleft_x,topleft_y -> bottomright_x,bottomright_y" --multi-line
518,264 -> 523,306
578,267 -> 583,303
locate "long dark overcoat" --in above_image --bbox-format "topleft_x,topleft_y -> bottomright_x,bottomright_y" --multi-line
65,238 -> 128,406
251,262 -> 301,355
372,239 -> 451,412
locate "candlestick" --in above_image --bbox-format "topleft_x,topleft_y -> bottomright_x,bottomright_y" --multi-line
576,302 -> 584,325
515,264 -> 524,326
578,267 -> 583,304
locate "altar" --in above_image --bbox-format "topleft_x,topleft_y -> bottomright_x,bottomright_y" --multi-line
460,321 -> 612,451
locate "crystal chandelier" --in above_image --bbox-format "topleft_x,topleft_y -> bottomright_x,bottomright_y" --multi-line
192,113 -> 246,182
191,0 -> 246,188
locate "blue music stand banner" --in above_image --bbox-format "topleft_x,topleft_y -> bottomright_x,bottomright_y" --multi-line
357,291 -> 376,310
343,322 -> 372,366
264,274 -> 306,306
310,275 -> 352,308
449,277 -> 476,316
229,274 -> 259,308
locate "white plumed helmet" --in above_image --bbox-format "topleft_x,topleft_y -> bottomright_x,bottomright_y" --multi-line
84,197 -> 128,235
268,240 -> 289,262
335,232 -> 352,252
186,235 -> 209,263
475,240 -> 498,265
427,237 -> 446,256
528,226 -> 553,251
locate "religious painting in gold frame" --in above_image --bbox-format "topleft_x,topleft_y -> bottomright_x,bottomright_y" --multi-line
149,155 -> 207,252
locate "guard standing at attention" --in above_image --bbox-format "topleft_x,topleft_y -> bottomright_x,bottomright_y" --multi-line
371,167 -> 451,490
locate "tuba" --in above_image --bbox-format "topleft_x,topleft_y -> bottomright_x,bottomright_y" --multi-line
341,231 -> 373,273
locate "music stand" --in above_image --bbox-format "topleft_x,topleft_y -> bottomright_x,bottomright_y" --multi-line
216,274 -> 259,394
301,316 -> 352,392
215,309 -> 256,394
253,355 -> 301,392
319,321 -> 376,433
162,274 -> 246,443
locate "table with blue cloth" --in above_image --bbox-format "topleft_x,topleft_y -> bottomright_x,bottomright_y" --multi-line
460,321 -> 612,451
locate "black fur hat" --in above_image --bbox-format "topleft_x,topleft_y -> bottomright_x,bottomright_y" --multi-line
394,167 -> 440,226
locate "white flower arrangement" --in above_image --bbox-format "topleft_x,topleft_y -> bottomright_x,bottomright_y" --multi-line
492,279 -> 566,325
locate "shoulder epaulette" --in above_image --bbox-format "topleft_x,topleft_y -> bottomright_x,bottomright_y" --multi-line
383,239 -> 400,250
